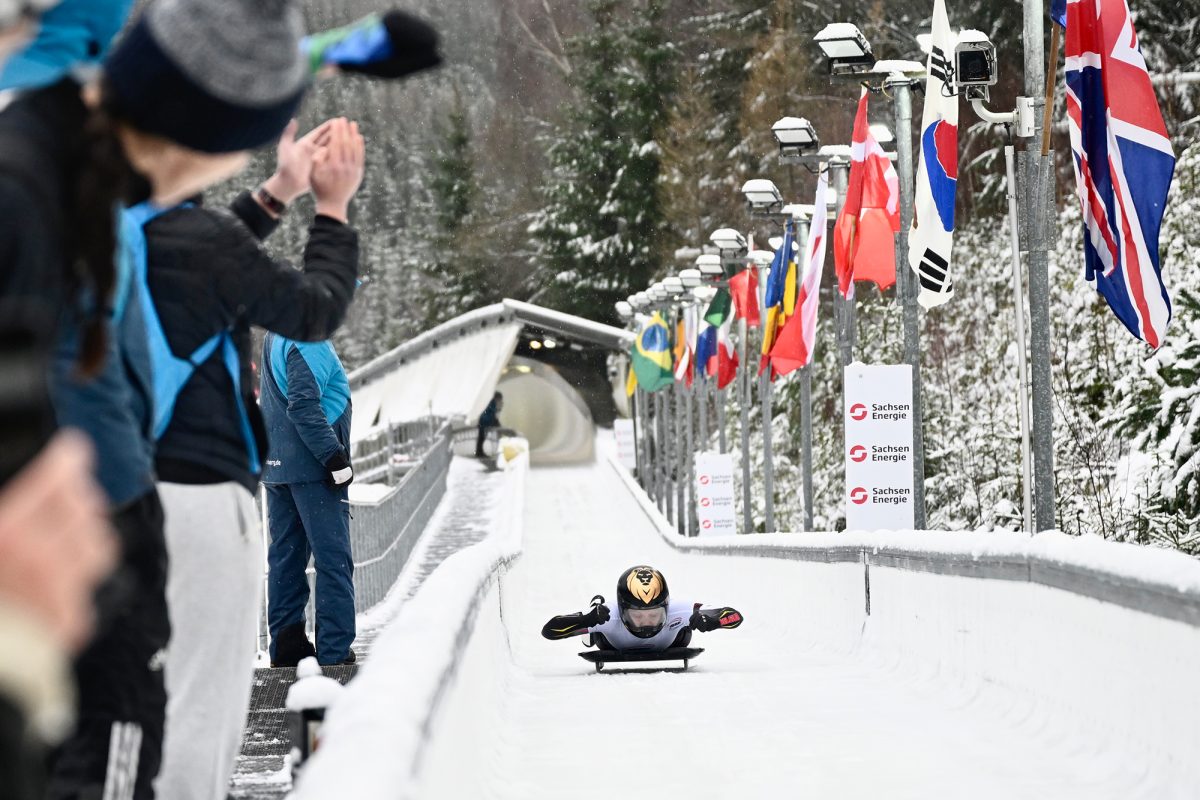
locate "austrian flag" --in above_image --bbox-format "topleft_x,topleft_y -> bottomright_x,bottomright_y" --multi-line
1062,0 -> 1175,347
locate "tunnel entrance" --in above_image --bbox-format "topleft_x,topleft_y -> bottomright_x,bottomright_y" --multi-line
495,356 -> 594,464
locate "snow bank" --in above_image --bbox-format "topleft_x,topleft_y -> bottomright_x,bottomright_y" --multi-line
289,452 -> 528,799
608,456 -> 1200,793
347,482 -> 394,504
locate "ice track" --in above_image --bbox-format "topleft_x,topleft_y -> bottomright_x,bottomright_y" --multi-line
409,459 -> 1161,800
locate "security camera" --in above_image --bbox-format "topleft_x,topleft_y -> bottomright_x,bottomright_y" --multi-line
955,30 -> 997,98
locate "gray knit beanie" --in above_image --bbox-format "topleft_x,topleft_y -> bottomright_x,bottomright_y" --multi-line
103,0 -> 307,153
0,0 -> 59,30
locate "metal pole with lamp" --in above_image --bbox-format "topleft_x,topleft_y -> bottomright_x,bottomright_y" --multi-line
957,28 -> 1040,532
662,277 -> 688,534
739,181 -> 788,533
885,74 -> 929,529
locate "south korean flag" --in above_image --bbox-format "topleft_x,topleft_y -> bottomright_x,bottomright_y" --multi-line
909,0 -> 960,309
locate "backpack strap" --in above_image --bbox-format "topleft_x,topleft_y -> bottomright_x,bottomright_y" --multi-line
123,203 -> 262,471
219,333 -> 261,473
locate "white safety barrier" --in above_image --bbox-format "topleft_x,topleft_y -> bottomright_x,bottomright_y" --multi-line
609,455 -> 1200,795
289,447 -> 528,799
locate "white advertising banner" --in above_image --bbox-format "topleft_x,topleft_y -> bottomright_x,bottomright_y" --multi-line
695,452 -> 738,536
614,418 -> 637,471
844,363 -> 915,531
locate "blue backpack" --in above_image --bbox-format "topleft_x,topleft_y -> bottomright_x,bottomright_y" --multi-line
120,202 -> 261,473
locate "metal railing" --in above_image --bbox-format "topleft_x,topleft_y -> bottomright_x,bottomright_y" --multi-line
348,423 -> 452,612
352,416 -> 442,486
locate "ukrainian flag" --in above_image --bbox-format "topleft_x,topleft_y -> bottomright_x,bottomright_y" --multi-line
630,312 -> 674,393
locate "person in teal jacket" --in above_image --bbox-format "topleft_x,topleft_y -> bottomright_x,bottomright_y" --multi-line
259,333 -> 355,667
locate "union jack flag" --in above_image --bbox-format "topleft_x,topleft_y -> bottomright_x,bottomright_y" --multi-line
1062,0 -> 1175,348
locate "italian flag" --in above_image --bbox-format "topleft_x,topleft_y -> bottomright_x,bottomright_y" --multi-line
702,289 -> 739,389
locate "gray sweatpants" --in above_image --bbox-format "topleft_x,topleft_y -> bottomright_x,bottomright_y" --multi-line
154,482 -> 262,800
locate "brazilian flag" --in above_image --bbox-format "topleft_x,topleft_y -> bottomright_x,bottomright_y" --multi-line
630,312 -> 674,393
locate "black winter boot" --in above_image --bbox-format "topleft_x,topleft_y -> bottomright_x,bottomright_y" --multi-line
271,623 -> 316,668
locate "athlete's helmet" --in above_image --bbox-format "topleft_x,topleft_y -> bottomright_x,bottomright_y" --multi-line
616,565 -> 670,638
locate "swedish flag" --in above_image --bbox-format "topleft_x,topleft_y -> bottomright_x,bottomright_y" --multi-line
630,312 -> 674,393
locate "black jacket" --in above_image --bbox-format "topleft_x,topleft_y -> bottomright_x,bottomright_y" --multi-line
147,192 -> 359,492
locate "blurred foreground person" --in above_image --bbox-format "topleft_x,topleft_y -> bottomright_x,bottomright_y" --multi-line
0,0 -> 307,794
0,433 -> 116,800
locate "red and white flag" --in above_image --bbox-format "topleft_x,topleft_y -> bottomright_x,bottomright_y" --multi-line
714,312 -> 739,389
769,172 -> 830,375
834,88 -> 900,297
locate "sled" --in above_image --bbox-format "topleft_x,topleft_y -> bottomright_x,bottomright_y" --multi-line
578,647 -> 704,673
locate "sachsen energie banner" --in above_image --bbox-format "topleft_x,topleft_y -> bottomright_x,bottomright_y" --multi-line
844,364 -> 916,530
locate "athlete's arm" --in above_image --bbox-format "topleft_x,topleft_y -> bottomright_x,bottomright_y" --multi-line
541,604 -> 610,640
689,604 -> 743,632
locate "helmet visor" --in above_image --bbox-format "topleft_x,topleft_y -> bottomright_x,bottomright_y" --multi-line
621,606 -> 667,637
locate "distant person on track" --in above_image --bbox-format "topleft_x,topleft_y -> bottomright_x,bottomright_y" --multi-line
541,565 -> 743,652
260,334 -> 356,668
475,391 -> 503,457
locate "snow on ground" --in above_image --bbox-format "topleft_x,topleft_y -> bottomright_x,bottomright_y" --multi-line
413,456 -> 1182,799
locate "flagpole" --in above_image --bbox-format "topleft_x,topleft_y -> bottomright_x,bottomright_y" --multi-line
655,391 -> 665,513
1023,0 -> 1057,532
759,370 -> 774,533
631,385 -> 642,485
830,162 -> 853,367
1006,145 -> 1035,533
716,385 -> 727,454
800,364 -> 815,531
795,215 -> 815,532
685,379 -> 696,537
674,380 -> 686,535
888,75 -> 928,529
757,257 -> 775,534
661,389 -> 671,519
738,317 -> 752,535
644,385 -> 653,491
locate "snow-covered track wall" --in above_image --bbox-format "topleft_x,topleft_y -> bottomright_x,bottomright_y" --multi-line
289,452 -> 528,799
614,458 -> 1200,794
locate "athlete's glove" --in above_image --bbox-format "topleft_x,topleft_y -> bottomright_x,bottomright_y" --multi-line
690,604 -> 743,632
582,603 -> 611,627
326,450 -> 354,487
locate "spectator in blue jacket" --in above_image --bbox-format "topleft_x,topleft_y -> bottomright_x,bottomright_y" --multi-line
260,333 -> 356,667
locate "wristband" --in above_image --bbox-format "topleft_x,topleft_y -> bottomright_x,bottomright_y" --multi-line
256,186 -> 287,216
